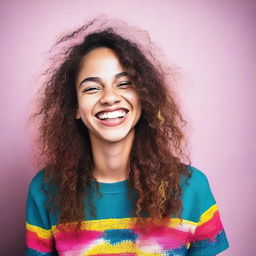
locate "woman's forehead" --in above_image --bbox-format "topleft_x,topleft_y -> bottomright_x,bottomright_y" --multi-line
77,48 -> 125,79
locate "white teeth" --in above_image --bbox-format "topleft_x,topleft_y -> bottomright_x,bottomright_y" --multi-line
98,110 -> 127,120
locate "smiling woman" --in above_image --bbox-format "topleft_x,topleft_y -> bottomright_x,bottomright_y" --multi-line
76,47 -> 142,145
26,18 -> 229,255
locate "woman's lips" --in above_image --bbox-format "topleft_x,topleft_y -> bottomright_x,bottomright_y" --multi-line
96,111 -> 128,127
95,108 -> 129,117
96,109 -> 128,120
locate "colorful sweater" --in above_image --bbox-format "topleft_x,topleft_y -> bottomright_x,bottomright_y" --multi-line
25,166 -> 229,255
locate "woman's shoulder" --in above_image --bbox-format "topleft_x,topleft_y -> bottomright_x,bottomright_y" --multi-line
28,169 -> 48,195
188,165 -> 207,178
180,165 -> 215,204
29,169 -> 45,185
180,165 -> 216,221
181,165 -> 210,190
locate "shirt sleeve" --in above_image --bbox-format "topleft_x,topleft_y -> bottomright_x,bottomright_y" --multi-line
25,170 -> 57,256
187,168 -> 229,256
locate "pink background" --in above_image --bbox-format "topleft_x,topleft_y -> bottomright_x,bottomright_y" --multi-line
0,0 -> 255,255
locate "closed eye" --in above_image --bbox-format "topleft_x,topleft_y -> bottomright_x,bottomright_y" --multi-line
117,82 -> 132,88
82,86 -> 100,93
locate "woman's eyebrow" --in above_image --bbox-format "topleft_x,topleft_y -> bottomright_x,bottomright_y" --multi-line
79,72 -> 131,87
79,77 -> 101,87
115,71 -> 130,79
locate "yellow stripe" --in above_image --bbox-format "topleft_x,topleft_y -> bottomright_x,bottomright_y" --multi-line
26,223 -> 53,239
170,218 -> 197,226
85,240 -> 136,255
27,205 -> 218,241
52,217 -> 197,234
51,217 -> 133,233
85,240 -> 171,255
198,204 -> 218,226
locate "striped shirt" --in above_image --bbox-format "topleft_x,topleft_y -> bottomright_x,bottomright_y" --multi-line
25,166 -> 229,255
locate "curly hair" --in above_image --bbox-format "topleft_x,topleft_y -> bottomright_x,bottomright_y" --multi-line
30,18 -> 191,230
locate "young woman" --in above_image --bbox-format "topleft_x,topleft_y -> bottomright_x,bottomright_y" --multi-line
26,19 -> 229,255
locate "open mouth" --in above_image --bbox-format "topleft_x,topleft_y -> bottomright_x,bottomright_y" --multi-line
95,109 -> 129,120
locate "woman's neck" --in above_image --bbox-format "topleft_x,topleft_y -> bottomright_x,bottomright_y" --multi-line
89,131 -> 134,183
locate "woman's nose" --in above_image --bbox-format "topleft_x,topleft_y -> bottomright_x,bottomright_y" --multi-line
100,87 -> 121,105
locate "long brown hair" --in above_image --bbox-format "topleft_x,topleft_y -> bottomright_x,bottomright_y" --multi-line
30,18 -> 191,229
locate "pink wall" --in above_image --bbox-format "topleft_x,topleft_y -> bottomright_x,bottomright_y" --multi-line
0,0 -> 255,255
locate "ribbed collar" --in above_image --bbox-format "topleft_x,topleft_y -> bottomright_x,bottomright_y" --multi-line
90,179 -> 129,193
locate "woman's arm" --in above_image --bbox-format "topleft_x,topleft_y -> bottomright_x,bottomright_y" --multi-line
25,170 -> 57,255
186,167 -> 229,256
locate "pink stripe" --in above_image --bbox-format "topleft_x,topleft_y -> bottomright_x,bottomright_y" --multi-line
95,254 -> 136,256
26,230 -> 53,253
192,211 -> 224,242
134,222 -> 193,250
55,229 -> 103,252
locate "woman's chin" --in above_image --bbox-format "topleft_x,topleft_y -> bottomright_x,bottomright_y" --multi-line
89,129 -> 135,144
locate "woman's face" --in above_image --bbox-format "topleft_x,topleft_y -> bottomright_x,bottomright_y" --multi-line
76,47 -> 142,144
